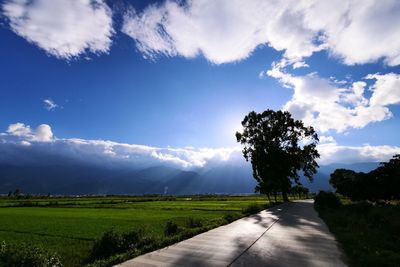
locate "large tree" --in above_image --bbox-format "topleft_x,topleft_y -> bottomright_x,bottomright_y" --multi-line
236,110 -> 319,201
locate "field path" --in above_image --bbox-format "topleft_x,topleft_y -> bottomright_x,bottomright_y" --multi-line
116,200 -> 347,267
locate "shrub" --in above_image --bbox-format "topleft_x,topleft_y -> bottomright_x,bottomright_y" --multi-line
91,229 -> 146,260
90,230 -> 123,260
185,217 -> 203,228
122,230 -> 143,249
242,203 -> 264,215
0,241 -> 62,267
164,221 -> 180,236
314,191 -> 341,210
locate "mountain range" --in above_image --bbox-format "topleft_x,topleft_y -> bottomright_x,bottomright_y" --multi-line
0,159 -> 379,195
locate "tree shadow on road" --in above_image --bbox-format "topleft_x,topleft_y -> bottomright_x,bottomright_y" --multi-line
132,201 -> 347,267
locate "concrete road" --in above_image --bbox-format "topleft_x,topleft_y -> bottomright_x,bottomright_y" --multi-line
116,200 -> 347,267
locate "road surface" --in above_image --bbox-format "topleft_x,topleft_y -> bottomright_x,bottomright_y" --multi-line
116,200 -> 347,267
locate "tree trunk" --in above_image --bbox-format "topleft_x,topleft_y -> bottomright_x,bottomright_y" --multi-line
282,191 -> 289,202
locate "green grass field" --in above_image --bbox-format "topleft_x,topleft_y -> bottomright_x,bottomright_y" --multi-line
0,195 -> 282,266
316,198 -> 400,267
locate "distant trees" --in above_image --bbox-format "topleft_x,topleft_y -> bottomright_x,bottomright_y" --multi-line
236,109 -> 319,201
6,189 -> 21,197
290,185 -> 309,199
14,188 -> 20,197
330,154 -> 400,201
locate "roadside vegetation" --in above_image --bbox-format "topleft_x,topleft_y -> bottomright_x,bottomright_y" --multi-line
0,194 -> 306,267
315,154 -> 400,267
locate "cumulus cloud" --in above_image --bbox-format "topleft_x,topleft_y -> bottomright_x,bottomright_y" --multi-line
318,142 -> 400,165
43,98 -> 58,111
122,0 -> 400,66
319,136 -> 336,144
3,0 -> 399,66
367,73 -> 400,106
35,124 -> 53,142
6,122 -> 31,137
267,62 -> 400,132
2,0 -> 114,59
6,122 -> 53,143
0,123 -> 239,168
1,123 -> 399,169
121,0 -> 320,64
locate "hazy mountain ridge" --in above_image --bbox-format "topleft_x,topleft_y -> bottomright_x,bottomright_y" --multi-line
0,161 -> 380,195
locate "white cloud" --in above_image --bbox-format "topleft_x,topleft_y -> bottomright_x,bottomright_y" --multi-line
122,0 -> 320,64
318,142 -> 400,165
267,63 -> 400,132
319,136 -> 336,144
318,0 -> 400,66
7,122 -> 31,136
20,140 -> 31,146
1,123 -> 399,169
6,122 -> 53,142
2,0 -> 114,59
122,0 -> 400,66
0,123 -> 239,168
43,98 -> 58,111
3,0 -> 399,66
292,61 -> 309,69
367,73 -> 400,106
35,124 -> 53,142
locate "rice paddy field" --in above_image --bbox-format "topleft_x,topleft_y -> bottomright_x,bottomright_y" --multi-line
0,195 -> 282,266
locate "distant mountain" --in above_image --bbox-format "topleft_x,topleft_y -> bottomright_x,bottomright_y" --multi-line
300,162 -> 380,192
0,162 -> 256,195
0,161 -> 379,195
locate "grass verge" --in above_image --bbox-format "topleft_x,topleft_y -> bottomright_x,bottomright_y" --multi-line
315,200 -> 400,267
86,202 -> 276,267
0,195 -> 290,266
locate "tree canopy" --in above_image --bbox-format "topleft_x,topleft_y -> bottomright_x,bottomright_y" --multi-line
330,154 -> 400,201
236,109 -> 319,201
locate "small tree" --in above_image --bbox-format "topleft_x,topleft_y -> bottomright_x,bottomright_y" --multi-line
236,110 -> 319,201
13,188 -> 20,197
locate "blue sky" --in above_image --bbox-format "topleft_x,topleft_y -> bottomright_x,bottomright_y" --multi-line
1,0 -> 400,167
0,31 -> 285,147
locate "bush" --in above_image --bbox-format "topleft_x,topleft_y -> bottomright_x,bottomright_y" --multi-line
90,229 -> 145,260
122,230 -> 143,249
314,191 -> 341,210
242,203 -> 264,215
164,221 -> 180,236
185,217 -> 203,228
90,230 -> 123,260
0,241 -> 62,267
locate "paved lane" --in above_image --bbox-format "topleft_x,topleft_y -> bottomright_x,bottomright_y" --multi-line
116,200 -> 347,267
